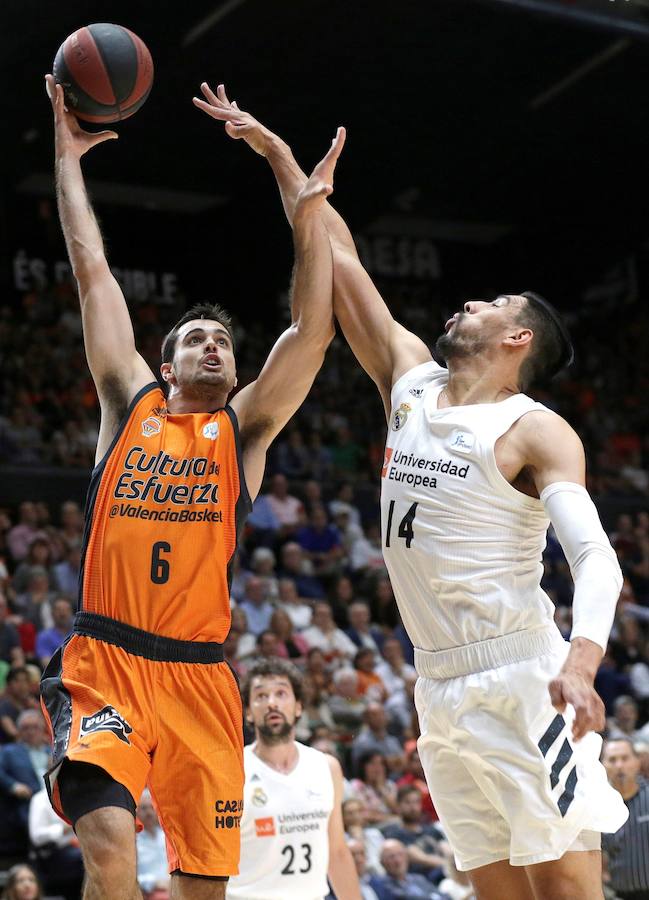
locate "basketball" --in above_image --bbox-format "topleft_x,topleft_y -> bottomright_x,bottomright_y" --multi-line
53,23 -> 153,124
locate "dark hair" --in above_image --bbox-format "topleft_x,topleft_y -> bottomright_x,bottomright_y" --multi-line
2,864 -> 43,900
602,735 -> 638,757
356,749 -> 386,780
396,784 -> 421,803
241,658 -> 304,708
161,302 -> 235,365
517,292 -> 574,390
6,666 -> 29,684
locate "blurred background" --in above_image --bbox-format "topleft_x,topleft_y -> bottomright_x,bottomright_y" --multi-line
2,2 -> 649,898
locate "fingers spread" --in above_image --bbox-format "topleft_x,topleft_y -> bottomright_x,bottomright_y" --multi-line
201,82 -> 220,106
217,83 -> 232,106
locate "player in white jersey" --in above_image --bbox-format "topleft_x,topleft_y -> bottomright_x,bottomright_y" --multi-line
193,87 -> 628,900
227,658 -> 361,900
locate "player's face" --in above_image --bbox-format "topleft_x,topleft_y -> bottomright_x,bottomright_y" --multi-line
248,675 -> 302,744
165,320 -> 237,394
436,294 -> 527,362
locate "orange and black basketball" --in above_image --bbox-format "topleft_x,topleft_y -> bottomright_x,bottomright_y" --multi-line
53,23 -> 153,124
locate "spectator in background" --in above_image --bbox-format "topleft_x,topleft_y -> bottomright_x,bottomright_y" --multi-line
608,695 -> 641,740
397,742 -> 437,823
279,542 -> 326,600
376,638 -> 417,696
249,547 -> 279,601
602,738 -> 649,900
256,630 -> 280,659
375,839 -> 448,900
11,537 -> 57,594
0,711 -> 50,858
354,649 -> 387,701
274,428 -> 311,479
350,522 -> 386,573
381,786 -> 447,880
346,838 -> 382,900
230,607 -> 257,661
136,789 -> 170,899
437,846 -> 475,900
331,425 -> 363,478
352,704 -> 404,774
264,473 -> 304,534
369,576 -> 400,630
0,668 -> 38,743
346,601 -> 384,654
58,501 -> 83,548
303,601 -> 358,663
296,505 -> 344,578
276,578 -> 313,631
343,798 -> 385,876
29,786 -> 84,900
52,541 -> 81,598
350,751 -> 399,827
302,479 -> 323,516
296,675 -> 336,741
13,567 -> 55,631
0,593 -> 23,670
329,482 -> 363,530
306,430 -> 333,481
6,502 -> 39,563
269,608 -> 309,662
304,647 -> 332,695
329,668 -> 368,737
0,864 -> 43,900
329,575 -> 356,628
35,596 -> 74,668
239,575 -> 274,637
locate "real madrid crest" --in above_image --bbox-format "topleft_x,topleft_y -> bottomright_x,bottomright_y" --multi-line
251,786 -> 268,807
391,402 -> 412,432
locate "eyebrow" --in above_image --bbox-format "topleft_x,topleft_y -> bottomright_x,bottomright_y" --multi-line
182,327 -> 231,343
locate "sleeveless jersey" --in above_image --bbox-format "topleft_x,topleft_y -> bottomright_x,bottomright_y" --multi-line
381,360 -> 555,653
80,383 -> 251,642
227,742 -> 334,900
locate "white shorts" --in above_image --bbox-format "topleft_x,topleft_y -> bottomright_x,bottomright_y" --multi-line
414,624 -> 628,871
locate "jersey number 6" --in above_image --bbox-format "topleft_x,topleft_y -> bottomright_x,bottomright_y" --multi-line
385,501 -> 418,549
150,541 -> 171,584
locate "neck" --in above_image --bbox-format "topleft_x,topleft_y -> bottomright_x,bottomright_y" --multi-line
166,386 -> 228,414
254,736 -> 299,773
618,780 -> 641,801
443,359 -> 520,406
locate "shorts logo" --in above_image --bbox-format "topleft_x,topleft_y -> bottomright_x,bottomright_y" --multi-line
202,422 -> 219,440
448,430 -> 475,453
391,403 -> 412,432
141,417 -> 162,438
79,705 -> 132,745
214,798 -> 243,829
255,816 -> 275,837
251,786 -> 268,807
381,447 -> 393,478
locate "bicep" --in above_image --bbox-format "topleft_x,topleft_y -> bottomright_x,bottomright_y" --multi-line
333,249 -> 431,400
526,414 -> 586,494
78,261 -> 154,405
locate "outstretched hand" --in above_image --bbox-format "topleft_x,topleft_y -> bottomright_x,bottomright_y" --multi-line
45,74 -> 118,159
192,82 -> 274,156
293,127 -> 346,223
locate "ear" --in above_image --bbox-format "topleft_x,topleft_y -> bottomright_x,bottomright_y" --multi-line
160,362 -> 176,384
503,327 -> 533,350
295,700 -> 303,721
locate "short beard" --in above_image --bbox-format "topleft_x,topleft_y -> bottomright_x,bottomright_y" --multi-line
257,719 -> 294,746
435,315 -> 487,362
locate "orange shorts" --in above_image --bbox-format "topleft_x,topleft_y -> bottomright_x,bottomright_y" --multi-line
40,613 -> 244,878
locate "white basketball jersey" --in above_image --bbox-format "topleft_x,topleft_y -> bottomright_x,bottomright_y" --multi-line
227,742 -> 334,900
381,360 -> 556,653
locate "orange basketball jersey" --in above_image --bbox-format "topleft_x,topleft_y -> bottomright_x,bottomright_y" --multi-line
80,383 -> 251,642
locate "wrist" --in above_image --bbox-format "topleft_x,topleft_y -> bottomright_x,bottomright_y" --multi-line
265,133 -> 289,162
561,637 -> 602,683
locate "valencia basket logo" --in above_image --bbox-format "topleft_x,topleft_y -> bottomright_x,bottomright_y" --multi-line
79,705 -> 133,745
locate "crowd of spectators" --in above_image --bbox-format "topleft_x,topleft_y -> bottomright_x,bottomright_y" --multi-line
1,280 -> 649,897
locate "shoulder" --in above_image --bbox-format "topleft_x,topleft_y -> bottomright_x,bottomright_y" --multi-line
513,409 -> 584,461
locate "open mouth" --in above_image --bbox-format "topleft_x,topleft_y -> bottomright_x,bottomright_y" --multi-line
202,355 -> 221,370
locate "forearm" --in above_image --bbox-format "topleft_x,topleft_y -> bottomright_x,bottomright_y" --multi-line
267,136 -> 356,254
328,845 -> 363,900
55,153 -> 107,280
290,212 -> 335,342
562,637 -> 603,683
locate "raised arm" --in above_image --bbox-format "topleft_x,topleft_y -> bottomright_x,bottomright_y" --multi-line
193,85 -> 431,417
229,128 -> 345,498
45,75 -> 153,459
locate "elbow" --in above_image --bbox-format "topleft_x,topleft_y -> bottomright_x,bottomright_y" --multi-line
71,248 -> 109,283
292,318 -> 336,351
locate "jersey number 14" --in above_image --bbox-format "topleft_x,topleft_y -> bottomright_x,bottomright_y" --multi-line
385,501 -> 418,549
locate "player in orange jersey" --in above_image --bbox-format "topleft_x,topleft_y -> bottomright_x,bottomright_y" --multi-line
41,73 -> 345,900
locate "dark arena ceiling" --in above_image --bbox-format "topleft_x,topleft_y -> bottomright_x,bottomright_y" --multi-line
3,0 -> 649,315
